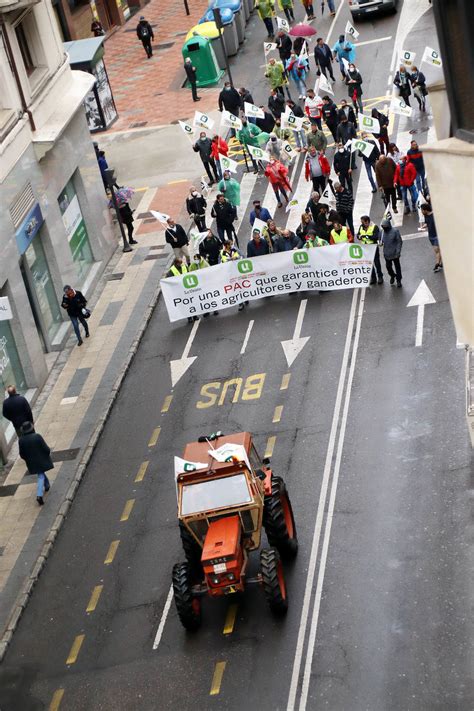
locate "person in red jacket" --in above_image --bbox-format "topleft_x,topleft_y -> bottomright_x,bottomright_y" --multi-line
304,146 -> 330,193
264,159 -> 292,208
393,156 -> 418,214
211,135 -> 229,180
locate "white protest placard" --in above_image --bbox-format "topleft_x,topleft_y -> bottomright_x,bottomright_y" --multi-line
276,16 -> 290,32
286,198 -> 299,213
178,120 -> 195,139
220,109 -> 242,130
341,57 -> 350,74
193,111 -> 214,130
351,138 -> 375,159
318,73 -> 334,96
320,183 -> 335,204
280,111 -> 304,130
252,217 -> 268,234
248,144 -> 271,162
219,154 -> 238,174
399,50 -> 416,67
0,297 -> 13,321
345,21 -> 359,40
151,210 -> 170,224
263,41 -> 277,56
190,230 -> 209,250
282,141 -> 297,161
359,114 -> 380,135
390,96 -> 413,117
422,46 -> 442,68
298,42 -> 309,61
244,102 -> 264,119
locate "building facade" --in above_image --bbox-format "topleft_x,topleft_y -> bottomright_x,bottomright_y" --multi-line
51,0 -> 144,43
0,0 -> 116,461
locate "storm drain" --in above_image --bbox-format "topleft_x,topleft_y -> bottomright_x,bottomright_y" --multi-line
107,272 -> 125,281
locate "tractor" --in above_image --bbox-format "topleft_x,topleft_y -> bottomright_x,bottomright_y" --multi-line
172,432 -> 298,630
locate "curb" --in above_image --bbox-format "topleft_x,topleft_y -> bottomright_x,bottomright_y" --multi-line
0,281 -> 163,663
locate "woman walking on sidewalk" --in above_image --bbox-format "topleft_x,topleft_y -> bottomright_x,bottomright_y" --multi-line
18,422 -> 54,506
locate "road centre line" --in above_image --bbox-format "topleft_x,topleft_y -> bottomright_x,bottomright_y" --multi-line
240,319 -> 254,354
223,603 -> 238,634
286,289 -> 359,711
86,585 -> 103,613
120,499 -> 135,522
354,36 -> 392,47
49,689 -> 65,711
148,426 -> 161,447
104,540 -> 120,564
161,395 -> 173,413
264,436 -> 276,459
135,461 -> 149,482
299,290 -> 367,710
152,584 -> 174,650
273,405 -> 283,423
280,373 -> 291,390
210,661 -> 227,695
66,634 -> 85,665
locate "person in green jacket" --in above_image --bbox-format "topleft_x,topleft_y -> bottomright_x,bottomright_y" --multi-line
256,0 -> 275,38
265,58 -> 288,97
218,170 -> 241,211
238,119 -> 270,174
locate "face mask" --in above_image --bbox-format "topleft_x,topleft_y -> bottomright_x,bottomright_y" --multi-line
192,191 -> 198,197
225,86 -> 231,91
339,148 -> 344,153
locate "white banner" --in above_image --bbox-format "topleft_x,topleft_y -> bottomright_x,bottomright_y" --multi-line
317,73 -> 334,96
422,46 -> 442,68
248,144 -> 271,162
150,210 -> 170,224
160,245 -> 376,321
219,154 -> 239,174
178,120 -> 195,139
359,114 -> 380,135
244,102 -> 264,119
276,16 -> 289,32
281,111 -> 304,130
263,41 -> 277,56
0,297 -> 13,321
252,217 -> 268,234
193,111 -> 214,130
351,138 -> 375,158
399,49 -> 416,67
345,21 -> 359,40
174,456 -> 208,479
220,109 -> 242,130
282,141 -> 297,161
390,96 -> 413,117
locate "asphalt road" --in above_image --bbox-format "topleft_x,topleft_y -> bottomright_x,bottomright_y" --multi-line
0,2 -> 473,710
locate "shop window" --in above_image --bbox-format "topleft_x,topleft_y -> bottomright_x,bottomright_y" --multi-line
58,178 -> 93,281
24,234 -> 62,343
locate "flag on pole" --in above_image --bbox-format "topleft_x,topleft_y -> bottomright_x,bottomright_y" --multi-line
276,16 -> 290,32
193,111 -> 214,130
359,114 -> 380,135
280,112 -> 304,130
174,456 -> 207,479
341,56 -> 350,74
282,141 -> 297,161
219,154 -> 239,174
190,230 -> 209,250
320,183 -> 335,204
220,110 -> 243,130
318,73 -> 334,95
263,41 -> 277,56
247,144 -> 271,162
252,217 -> 267,234
390,97 -> 413,117
244,102 -> 264,119
350,138 -> 375,158
345,21 -> 359,40
150,210 -> 170,224
178,120 -> 195,139
298,42 -> 309,62
286,198 -> 299,213
399,50 -> 416,67
421,46 -> 443,67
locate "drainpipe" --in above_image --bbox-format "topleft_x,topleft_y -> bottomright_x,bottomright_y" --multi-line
0,20 -> 36,131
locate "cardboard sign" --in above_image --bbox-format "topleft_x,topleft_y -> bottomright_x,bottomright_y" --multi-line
276,16 -> 289,32
320,184 -> 334,203
248,145 -> 271,162
244,102 -> 264,119
219,155 -> 239,174
193,111 -> 214,130
221,110 -> 242,130
422,46 -> 442,67
399,50 -> 416,67
282,141 -> 297,160
359,114 -> 380,135
345,21 -> 359,40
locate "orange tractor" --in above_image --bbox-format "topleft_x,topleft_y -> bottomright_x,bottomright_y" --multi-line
172,432 -> 298,630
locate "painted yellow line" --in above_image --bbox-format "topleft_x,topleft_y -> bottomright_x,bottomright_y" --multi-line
161,395 -> 173,413
167,179 -> 188,185
273,405 -> 283,424
264,436 -> 276,459
280,373 -> 291,391
148,426 -> 161,447
134,186 -> 149,192
86,585 -> 103,613
223,604 -> 238,635
120,499 -> 135,522
135,461 -> 149,483
66,634 -> 85,665
49,689 -> 65,711
209,661 -> 226,695
104,540 -> 120,565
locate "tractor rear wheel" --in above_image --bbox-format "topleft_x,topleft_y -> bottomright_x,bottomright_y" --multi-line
179,521 -> 203,579
172,562 -> 202,631
263,476 -> 298,560
260,547 -> 288,615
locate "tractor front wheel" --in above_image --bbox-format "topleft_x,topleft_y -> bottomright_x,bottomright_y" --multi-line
179,521 -> 203,579
260,547 -> 288,615
263,476 -> 298,560
172,562 -> 202,631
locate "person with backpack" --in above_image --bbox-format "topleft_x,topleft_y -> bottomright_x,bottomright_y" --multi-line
18,423 -> 54,506
136,16 -> 154,58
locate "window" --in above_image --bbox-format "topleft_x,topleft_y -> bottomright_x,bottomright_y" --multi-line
13,10 -> 46,87
15,22 -> 34,76
181,474 -> 252,516
58,178 -> 94,280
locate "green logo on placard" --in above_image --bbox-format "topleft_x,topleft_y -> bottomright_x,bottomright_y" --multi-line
293,251 -> 309,264
238,260 -> 253,274
183,274 -> 198,288
349,245 -> 363,259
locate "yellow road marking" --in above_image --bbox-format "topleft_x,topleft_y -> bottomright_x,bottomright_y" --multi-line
167,179 -> 188,185
148,426 -> 161,447
135,461 -> 149,483
161,395 -> 173,413
104,540 -> 120,564
265,436 -> 276,459
86,585 -> 103,613
223,604 -> 238,635
120,499 -> 135,522
66,634 -> 85,665
49,689 -> 65,711
134,186 -> 149,192
280,373 -> 291,390
210,661 -> 226,695
273,405 -> 283,423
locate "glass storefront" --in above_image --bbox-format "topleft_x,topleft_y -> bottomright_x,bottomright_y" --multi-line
0,319 -> 27,431
24,235 -> 62,342
58,178 -> 93,280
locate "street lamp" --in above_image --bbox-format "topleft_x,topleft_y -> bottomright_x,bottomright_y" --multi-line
104,168 -> 133,253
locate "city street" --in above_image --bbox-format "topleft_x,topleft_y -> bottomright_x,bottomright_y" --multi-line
0,1 -> 472,710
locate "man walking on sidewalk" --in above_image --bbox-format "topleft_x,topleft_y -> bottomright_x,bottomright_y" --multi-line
184,58 -> 200,102
61,286 -> 89,346
2,386 -> 33,435
18,422 -> 54,506
380,218 -> 403,287
136,16 -> 154,58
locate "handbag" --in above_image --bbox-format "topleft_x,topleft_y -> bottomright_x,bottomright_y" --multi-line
81,308 -> 91,319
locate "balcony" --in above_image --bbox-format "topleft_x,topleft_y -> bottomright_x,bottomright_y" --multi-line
0,0 -> 40,13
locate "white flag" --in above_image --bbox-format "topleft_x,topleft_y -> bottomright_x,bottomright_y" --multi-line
178,120 -> 195,139
208,443 -> 252,473
263,41 -> 277,56
190,230 -> 209,249
318,73 -> 334,96
351,138 -> 375,158
399,50 -> 416,67
422,46 -> 442,68
383,203 -> 393,223
150,210 -> 170,224
219,154 -> 239,174
252,217 -> 268,234
276,16 -> 289,32
248,144 -> 271,162
344,139 -> 353,150
298,42 -> 309,62
341,56 -> 350,74
244,102 -> 264,119
193,111 -> 214,130
359,114 -> 380,134
220,109 -> 243,130
286,198 -> 299,213
281,111 -> 304,130
320,184 -> 334,203
390,97 -> 413,117
282,141 -> 297,161
174,456 -> 207,479
345,21 -> 359,40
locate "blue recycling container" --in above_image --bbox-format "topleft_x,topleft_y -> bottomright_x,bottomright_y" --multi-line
210,0 -> 245,44
201,7 -> 239,56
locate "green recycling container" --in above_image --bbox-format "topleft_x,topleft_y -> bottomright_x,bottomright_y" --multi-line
182,35 -> 224,87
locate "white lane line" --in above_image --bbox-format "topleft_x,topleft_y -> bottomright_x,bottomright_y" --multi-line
152,585 -> 174,650
414,304 -> 425,347
402,231 -> 426,241
240,319 -> 255,354
286,289 -> 360,711
299,289 -> 366,710
354,36 -> 392,47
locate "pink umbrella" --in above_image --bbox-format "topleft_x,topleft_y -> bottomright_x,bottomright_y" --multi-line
289,23 -> 317,37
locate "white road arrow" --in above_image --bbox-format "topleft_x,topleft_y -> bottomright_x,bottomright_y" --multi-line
407,279 -> 436,347
281,299 -> 310,367
170,319 -> 200,387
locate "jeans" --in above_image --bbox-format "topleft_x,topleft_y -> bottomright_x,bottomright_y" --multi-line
293,129 -> 307,149
70,315 -> 89,342
385,257 -> 402,282
401,184 -> 418,208
364,162 -> 377,190
327,0 -> 335,10
338,58 -> 346,77
272,184 -> 288,204
283,7 -> 294,21
292,77 -> 307,96
311,175 -> 326,194
415,170 -> 425,194
263,17 -> 274,36
37,472 -> 50,498
203,159 -> 219,183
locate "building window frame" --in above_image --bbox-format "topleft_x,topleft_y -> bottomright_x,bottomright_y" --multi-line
12,9 -> 48,93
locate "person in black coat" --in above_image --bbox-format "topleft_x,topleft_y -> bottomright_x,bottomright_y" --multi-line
274,229 -> 302,252
334,143 -> 355,191
193,132 -> 219,184
276,32 -> 292,64
184,58 -> 199,102
256,107 -> 275,133
321,96 -> 339,141
118,202 -> 137,245
218,83 -> 242,115
336,115 -> 357,147
268,89 -> 286,119
61,286 -> 89,346
247,230 -> 270,257
211,194 -> 236,243
314,38 -> 335,81
410,66 -> 427,111
199,231 -> 223,266
2,386 -> 33,435
394,65 -> 412,106
338,99 -> 357,126
136,16 -> 154,58
165,218 -> 190,263
239,87 -> 255,108
18,422 -> 54,505
186,187 -> 207,232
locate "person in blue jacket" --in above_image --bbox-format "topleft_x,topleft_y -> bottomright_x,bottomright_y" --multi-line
249,200 -> 272,226
332,35 -> 356,79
